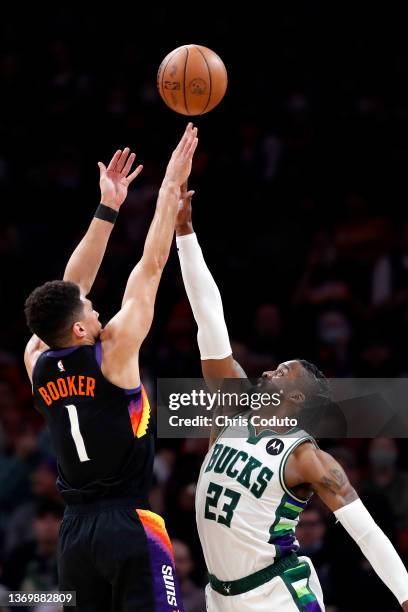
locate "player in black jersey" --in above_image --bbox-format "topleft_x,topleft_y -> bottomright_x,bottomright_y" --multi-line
23,123 -> 198,612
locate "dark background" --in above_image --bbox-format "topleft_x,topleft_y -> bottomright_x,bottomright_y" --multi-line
1,6 -> 408,611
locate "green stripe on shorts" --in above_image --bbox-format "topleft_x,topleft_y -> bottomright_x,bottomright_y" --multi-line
281,560 -> 319,611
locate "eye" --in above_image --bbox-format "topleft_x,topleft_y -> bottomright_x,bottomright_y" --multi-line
276,369 -> 284,377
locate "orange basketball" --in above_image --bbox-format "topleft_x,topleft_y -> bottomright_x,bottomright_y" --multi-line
157,44 -> 228,116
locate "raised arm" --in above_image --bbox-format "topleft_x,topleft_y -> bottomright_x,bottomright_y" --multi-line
63,148 -> 142,295
24,148 -> 142,380
287,443 -> 408,610
175,190 -> 246,385
100,123 -> 198,389
175,191 -> 248,447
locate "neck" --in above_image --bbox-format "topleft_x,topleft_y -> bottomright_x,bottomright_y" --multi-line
54,337 -> 96,350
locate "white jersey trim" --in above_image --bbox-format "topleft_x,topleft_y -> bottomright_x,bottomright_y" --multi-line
278,436 -> 317,503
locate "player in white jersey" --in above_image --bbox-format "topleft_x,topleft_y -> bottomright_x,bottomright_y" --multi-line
196,416 -> 325,611
174,187 -> 408,611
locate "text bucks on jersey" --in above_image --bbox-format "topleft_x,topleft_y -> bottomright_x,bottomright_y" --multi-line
196,417 -> 316,581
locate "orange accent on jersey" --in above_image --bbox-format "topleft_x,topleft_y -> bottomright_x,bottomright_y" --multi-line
128,385 -> 151,438
47,382 -> 59,400
67,376 -> 77,395
137,386 -> 151,438
136,509 -> 174,560
38,386 -> 52,406
56,378 -> 68,398
78,375 -> 85,395
86,377 -> 95,397
37,376 -> 96,406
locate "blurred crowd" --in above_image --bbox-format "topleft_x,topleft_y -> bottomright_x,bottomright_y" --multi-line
1,6 -> 408,611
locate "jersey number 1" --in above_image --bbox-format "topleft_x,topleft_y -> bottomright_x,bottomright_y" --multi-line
66,404 -> 90,462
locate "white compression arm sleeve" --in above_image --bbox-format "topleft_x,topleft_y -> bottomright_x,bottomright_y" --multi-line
334,498 -> 408,605
176,233 -> 232,360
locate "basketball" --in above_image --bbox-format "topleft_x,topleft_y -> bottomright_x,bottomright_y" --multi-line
157,44 -> 228,115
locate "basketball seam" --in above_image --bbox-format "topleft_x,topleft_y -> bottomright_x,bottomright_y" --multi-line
159,48 -> 181,109
196,46 -> 212,115
183,47 -> 189,115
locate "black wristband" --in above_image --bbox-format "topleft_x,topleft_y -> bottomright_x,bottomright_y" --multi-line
94,203 -> 118,224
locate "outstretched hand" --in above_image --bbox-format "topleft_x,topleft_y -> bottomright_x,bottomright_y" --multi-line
175,181 -> 195,234
165,122 -> 198,187
98,148 -> 143,210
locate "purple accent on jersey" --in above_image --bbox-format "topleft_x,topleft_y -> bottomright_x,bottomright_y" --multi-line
95,341 -> 102,367
286,495 -> 307,509
137,511 -> 184,612
46,347 -> 80,357
274,534 -> 299,557
124,385 -> 142,395
305,602 -> 321,611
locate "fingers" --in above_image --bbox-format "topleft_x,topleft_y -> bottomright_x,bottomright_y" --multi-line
186,136 -> 198,158
175,122 -> 194,154
180,189 -> 195,203
180,180 -> 188,196
97,162 -> 107,178
116,147 -> 130,173
127,164 -> 143,184
106,148 -> 138,175
121,152 -> 136,177
181,126 -> 198,156
172,123 -> 197,161
107,150 -> 122,171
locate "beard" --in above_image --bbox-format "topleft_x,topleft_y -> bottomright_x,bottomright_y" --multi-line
247,377 -> 283,414
253,376 -> 282,394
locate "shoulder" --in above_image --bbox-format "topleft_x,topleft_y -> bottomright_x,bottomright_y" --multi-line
24,335 -> 49,382
288,442 -> 344,485
284,438 -> 322,479
291,438 -> 319,460
98,336 -> 141,390
279,433 -> 317,464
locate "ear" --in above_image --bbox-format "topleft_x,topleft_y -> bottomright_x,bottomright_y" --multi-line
72,321 -> 86,339
288,390 -> 305,404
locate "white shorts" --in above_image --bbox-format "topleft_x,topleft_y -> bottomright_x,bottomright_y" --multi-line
205,556 -> 324,611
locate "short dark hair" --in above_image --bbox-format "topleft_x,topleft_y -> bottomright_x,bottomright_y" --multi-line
25,280 -> 83,347
296,359 -> 347,436
297,359 -> 330,406
296,359 -> 331,411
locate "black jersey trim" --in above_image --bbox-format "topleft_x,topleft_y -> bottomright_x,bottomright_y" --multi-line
32,345 -> 80,380
46,346 -> 81,357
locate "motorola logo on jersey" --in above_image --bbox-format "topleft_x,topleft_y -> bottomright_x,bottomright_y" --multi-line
266,439 -> 284,456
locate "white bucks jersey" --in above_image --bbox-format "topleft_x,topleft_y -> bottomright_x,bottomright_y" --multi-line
196,417 -> 316,581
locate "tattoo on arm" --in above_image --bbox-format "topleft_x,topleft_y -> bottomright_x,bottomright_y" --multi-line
320,468 -> 347,495
319,467 -> 357,503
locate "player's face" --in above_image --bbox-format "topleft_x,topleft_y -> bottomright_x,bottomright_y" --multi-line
259,360 -> 304,389
256,360 -> 308,412
80,297 -> 102,339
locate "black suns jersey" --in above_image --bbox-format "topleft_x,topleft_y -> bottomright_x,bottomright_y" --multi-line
32,342 -> 154,505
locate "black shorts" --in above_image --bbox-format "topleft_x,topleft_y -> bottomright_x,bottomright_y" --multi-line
59,497 -> 183,612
